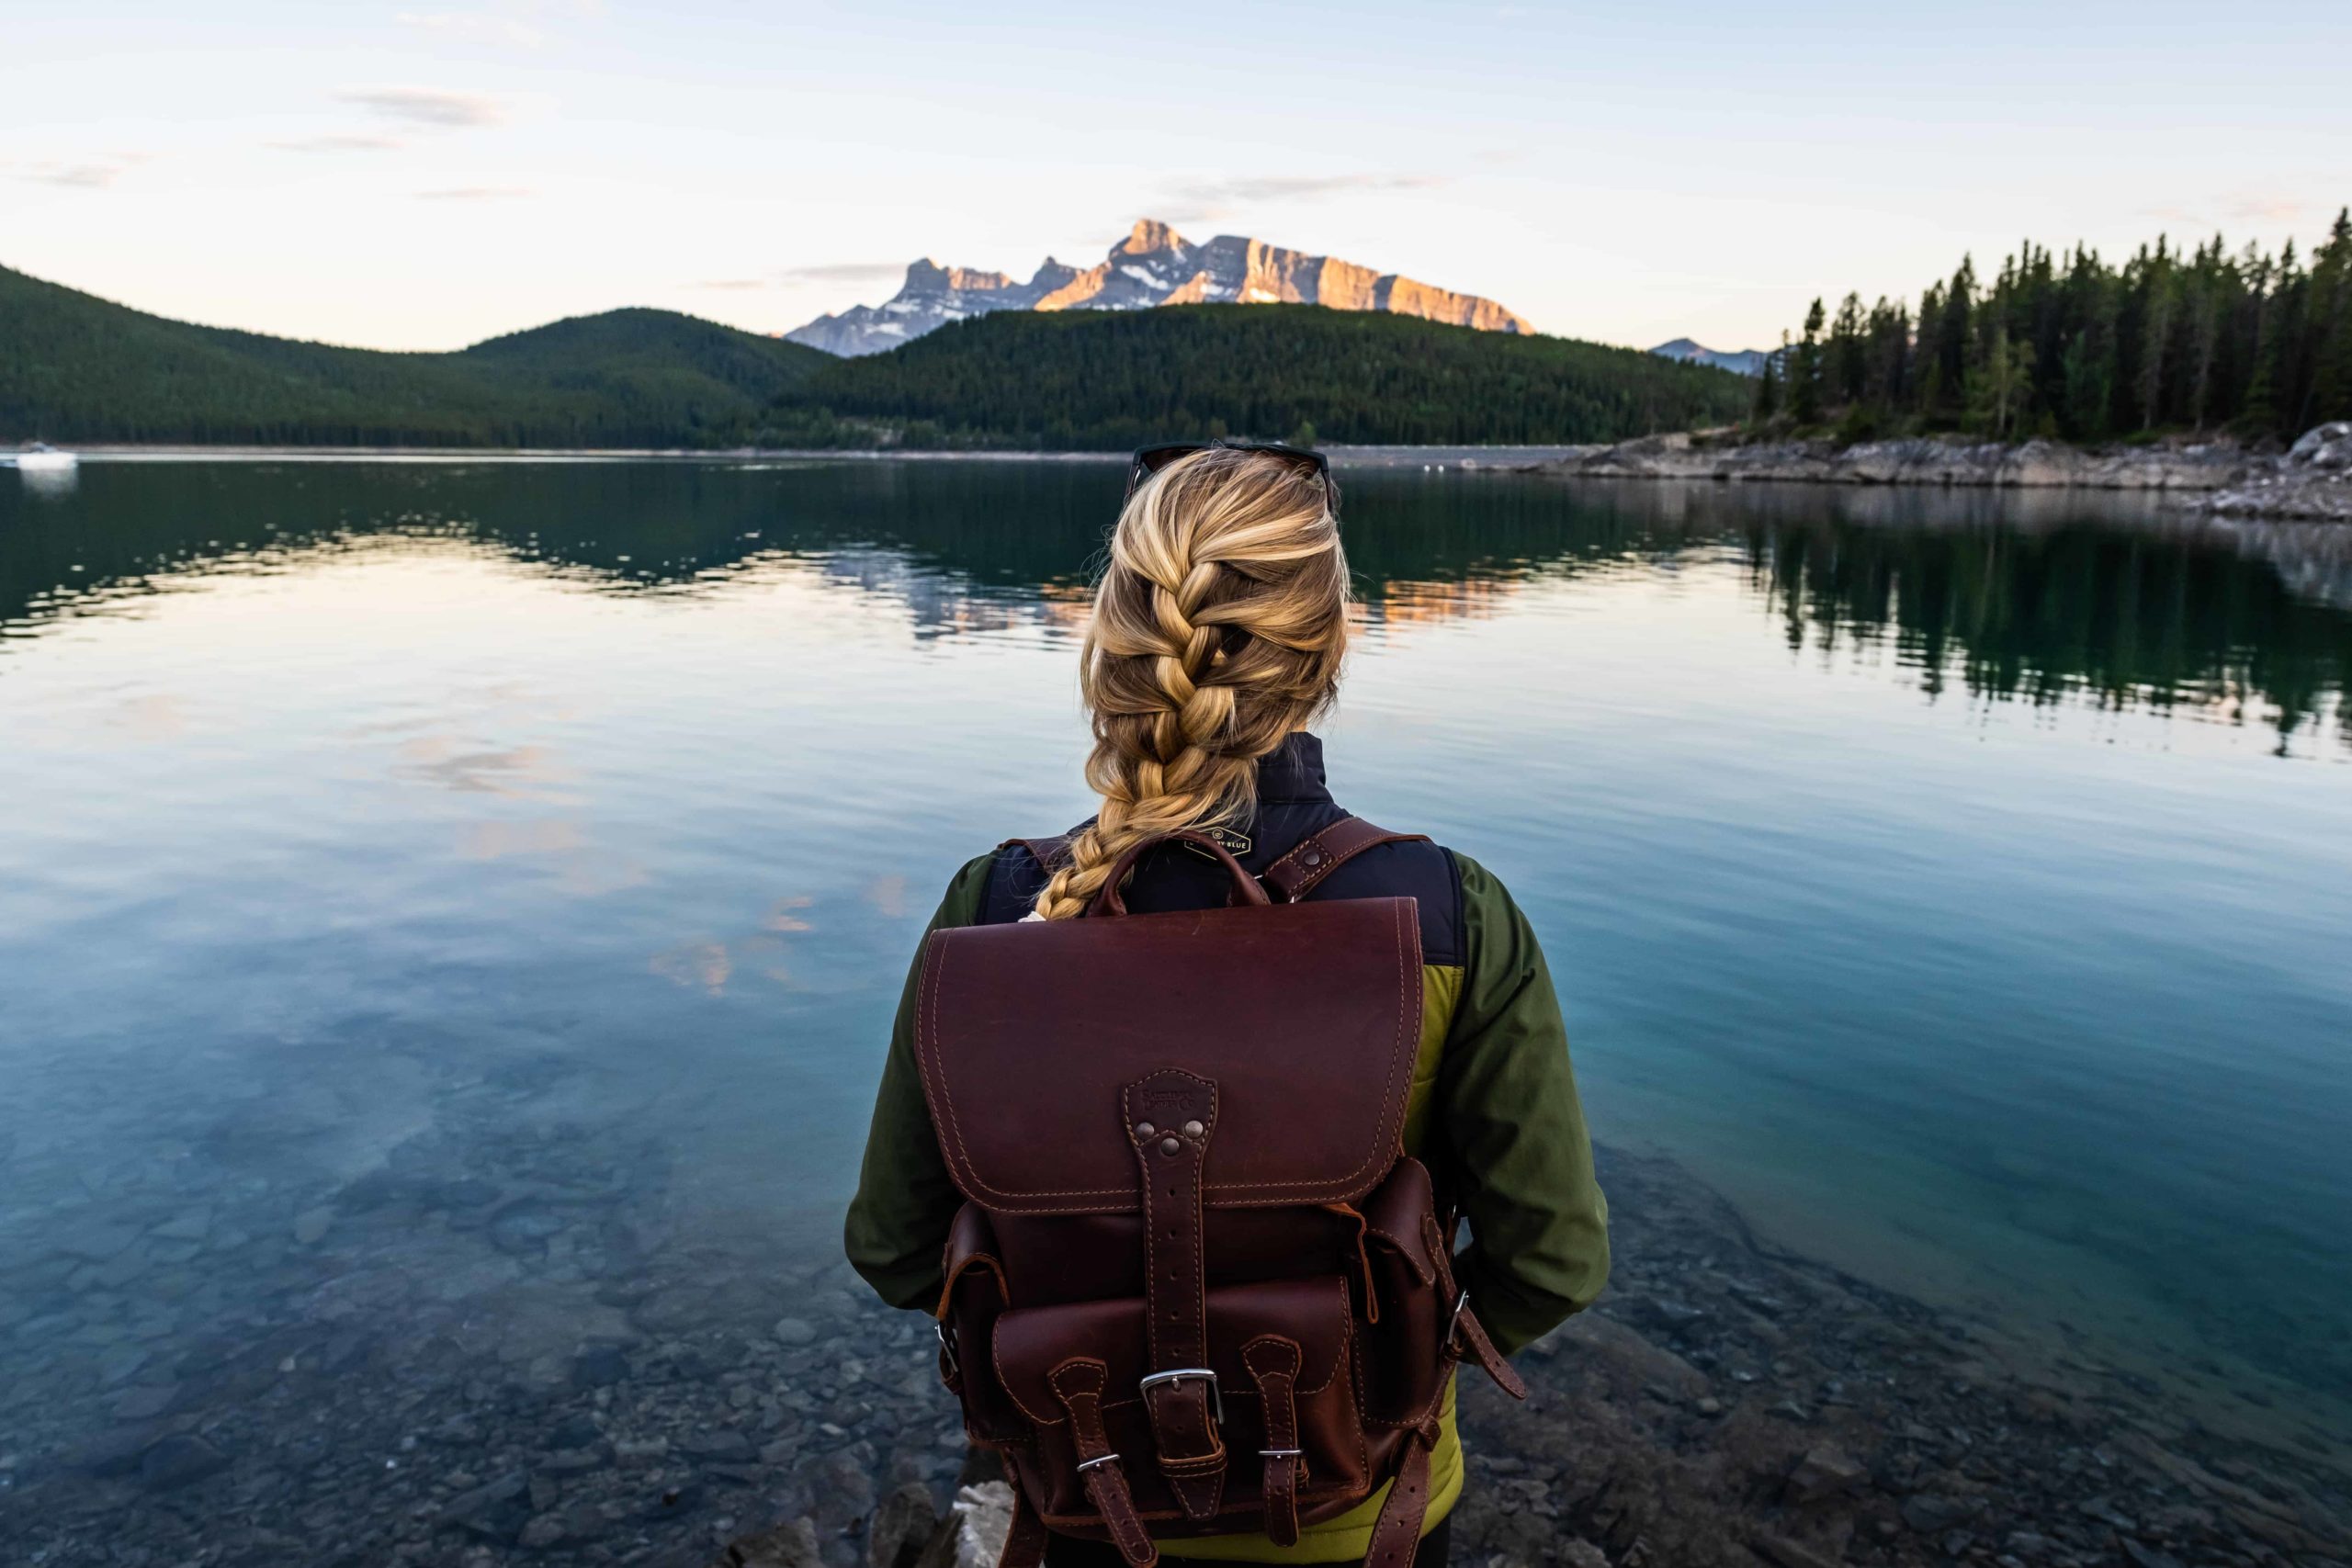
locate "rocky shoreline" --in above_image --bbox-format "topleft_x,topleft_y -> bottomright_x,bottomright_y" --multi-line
1514,424 -> 2352,522
4,1126 -> 2345,1568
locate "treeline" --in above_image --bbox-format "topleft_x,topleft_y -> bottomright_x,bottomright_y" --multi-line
0,264 -> 829,447
760,305 -> 1752,449
1753,209 -> 2352,444
4,259 -> 1750,450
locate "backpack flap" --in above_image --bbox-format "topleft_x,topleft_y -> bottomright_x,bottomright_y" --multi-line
913,895 -> 1424,1215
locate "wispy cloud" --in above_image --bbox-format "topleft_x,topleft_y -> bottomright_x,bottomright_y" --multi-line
2221,195 -> 2308,224
397,10 -> 549,48
340,85 -> 508,127
270,133 -> 406,153
1160,172 -> 1447,223
777,262 -> 906,286
693,262 -> 908,293
24,161 -> 134,188
12,151 -> 151,189
2142,194 -> 2311,231
416,185 -> 534,200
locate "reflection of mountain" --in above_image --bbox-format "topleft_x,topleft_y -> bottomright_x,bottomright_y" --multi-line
4,462 -> 2346,750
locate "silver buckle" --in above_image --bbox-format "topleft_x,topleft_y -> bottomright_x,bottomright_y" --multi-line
936,1321 -> 959,1377
1442,1288 -> 1470,1349
1077,1452 -> 1123,1472
1259,1448 -> 1304,1458
1138,1367 -> 1225,1426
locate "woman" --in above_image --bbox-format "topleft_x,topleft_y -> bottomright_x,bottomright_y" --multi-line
847,445 -> 1609,1567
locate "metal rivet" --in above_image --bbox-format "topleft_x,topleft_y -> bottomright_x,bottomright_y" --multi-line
1302,851 -> 1324,866
1135,1122 -> 1155,1138
1159,1137 -> 1182,1156
1182,1120 -> 1204,1138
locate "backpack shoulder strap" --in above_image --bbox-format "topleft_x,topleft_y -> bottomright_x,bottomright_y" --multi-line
1261,816 -> 1430,904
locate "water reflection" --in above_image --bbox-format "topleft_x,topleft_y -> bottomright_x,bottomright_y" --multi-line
16,461 -> 80,500
4,459 -> 2349,1564
4,461 -> 2346,753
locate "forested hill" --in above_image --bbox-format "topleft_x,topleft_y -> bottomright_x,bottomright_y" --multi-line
760,306 -> 1751,449
3,261 -> 1747,449
1750,209 -> 2352,442
0,264 -> 831,447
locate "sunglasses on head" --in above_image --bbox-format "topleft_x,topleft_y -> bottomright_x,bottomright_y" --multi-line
1125,440 -> 1340,515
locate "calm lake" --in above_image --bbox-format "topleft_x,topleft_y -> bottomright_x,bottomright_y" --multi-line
3,458 -> 2349,1554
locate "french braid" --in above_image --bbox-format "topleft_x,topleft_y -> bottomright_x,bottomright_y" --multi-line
1033,448 -> 1350,919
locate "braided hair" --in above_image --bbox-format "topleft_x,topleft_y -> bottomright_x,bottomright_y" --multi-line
1032,448 -> 1350,920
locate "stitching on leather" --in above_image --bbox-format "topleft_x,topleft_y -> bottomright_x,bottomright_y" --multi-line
921,934 -> 1131,1205
1183,898 -> 1414,1197
1082,1467 -> 1154,1563
922,891 -> 1420,1207
1052,1354 -> 1156,1562
1361,1225 -> 1435,1288
937,1250 -> 1010,1319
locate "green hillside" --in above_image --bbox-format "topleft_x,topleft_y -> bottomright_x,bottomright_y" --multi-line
762,305 -> 1753,449
0,264 -> 831,447
3,261 -> 1747,450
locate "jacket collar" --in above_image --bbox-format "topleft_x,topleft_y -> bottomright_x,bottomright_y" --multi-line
1257,731 -> 1332,804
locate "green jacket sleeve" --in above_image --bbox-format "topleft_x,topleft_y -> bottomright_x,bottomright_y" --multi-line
843,852 -> 997,1311
1439,852 -> 1610,1354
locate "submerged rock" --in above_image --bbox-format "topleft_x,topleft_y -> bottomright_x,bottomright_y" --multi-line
137,1434 -> 228,1491
867,1481 -> 939,1568
716,1515 -> 822,1568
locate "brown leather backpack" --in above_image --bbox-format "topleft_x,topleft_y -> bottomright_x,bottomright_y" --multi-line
919,819 -> 1527,1568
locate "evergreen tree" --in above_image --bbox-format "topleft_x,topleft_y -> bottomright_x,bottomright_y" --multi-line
2308,209 -> 2352,431
1752,342 -> 1782,423
1754,216 -> 2351,445
1967,326 -> 2036,438
1790,299 -> 1826,426
1829,293 -> 1868,406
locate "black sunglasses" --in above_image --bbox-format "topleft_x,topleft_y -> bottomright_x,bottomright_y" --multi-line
1125,440 -> 1340,516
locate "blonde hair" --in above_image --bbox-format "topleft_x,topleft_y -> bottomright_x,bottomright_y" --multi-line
1034,448 -> 1350,919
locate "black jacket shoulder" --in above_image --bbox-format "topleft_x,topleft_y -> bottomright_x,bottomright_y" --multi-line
974,807 -> 1464,969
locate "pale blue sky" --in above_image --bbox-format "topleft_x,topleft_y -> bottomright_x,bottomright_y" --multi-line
6,1 -> 2346,353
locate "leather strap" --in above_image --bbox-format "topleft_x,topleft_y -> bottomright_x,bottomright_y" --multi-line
1091,831 -> 1269,917
1261,817 -> 1430,904
1125,1069 -> 1227,1520
1048,1359 -> 1158,1568
1362,1427 -> 1434,1568
997,1480 -> 1053,1568
1450,1295 -> 1526,1400
1241,1337 -> 1304,1547
1421,1213 -> 1528,1401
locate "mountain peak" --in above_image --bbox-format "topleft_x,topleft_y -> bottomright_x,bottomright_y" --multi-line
1648,338 -> 1769,376
1117,218 -> 1189,257
784,220 -> 1532,356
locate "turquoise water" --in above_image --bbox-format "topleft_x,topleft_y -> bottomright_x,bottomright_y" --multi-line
3,458 -> 2349,1483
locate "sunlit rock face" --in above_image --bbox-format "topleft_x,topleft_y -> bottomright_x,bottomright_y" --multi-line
783,218 -> 1532,355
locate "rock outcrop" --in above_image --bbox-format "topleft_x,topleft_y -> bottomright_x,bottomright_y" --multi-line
2203,422 -> 2352,521
784,219 -> 1532,356
1526,433 -> 2267,491
1519,426 -> 2352,519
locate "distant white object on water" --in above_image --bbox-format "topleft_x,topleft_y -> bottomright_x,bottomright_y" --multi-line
11,443 -> 78,472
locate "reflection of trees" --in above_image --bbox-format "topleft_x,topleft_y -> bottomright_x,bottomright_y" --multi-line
1733,504 -> 2352,752
4,462 -> 2347,751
